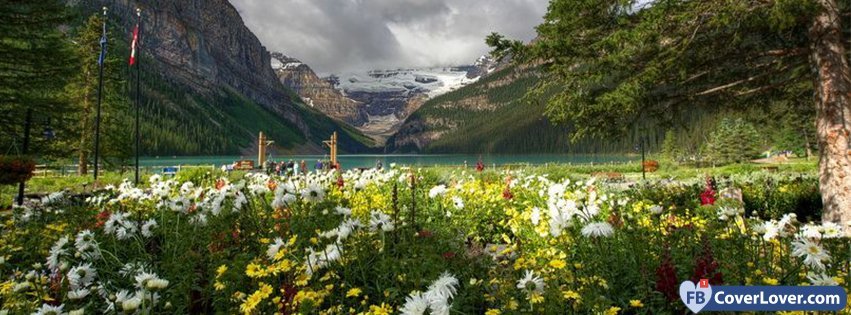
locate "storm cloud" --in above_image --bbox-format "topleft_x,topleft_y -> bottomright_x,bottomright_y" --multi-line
231,0 -> 548,75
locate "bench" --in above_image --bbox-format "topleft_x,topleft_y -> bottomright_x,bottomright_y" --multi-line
162,166 -> 179,176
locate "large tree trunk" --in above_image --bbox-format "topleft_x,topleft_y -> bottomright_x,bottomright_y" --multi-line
809,0 -> 851,233
78,150 -> 88,175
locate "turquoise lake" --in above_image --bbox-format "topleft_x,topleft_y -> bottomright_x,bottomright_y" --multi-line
139,154 -> 637,169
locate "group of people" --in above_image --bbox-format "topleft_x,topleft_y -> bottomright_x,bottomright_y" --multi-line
264,159 -> 340,176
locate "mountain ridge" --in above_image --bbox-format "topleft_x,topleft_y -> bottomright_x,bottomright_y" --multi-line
69,0 -> 374,155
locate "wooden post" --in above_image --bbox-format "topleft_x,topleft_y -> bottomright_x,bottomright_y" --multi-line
258,131 -> 267,168
323,132 -> 338,166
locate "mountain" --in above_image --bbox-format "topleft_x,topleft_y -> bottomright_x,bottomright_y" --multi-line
332,64 -> 489,143
70,0 -> 374,155
275,52 -> 494,144
272,52 -> 367,126
387,59 -> 816,157
386,63 -> 650,154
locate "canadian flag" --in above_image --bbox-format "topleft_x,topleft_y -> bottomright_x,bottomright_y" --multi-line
129,24 -> 139,66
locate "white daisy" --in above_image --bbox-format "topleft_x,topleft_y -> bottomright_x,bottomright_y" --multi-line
68,263 -> 97,289
581,221 -> 614,238
354,179 -> 367,190
141,219 -> 157,238
547,183 -> 565,199
122,296 -> 142,312
428,185 -> 447,198
67,288 -> 90,300
530,207 -> 541,225
807,273 -> 838,286
791,238 -> 830,271
649,205 -> 664,215
266,238 -> 286,260
426,272 -> 459,300
301,184 -> 326,203
451,196 -> 464,210
761,221 -> 780,241
47,236 -> 70,271
801,224 -> 822,239
135,272 -> 169,291
369,210 -> 394,232
335,206 -> 352,216
33,303 -> 64,315
74,230 -> 97,253
400,291 -> 429,315
820,222 -> 843,239
516,270 -> 545,294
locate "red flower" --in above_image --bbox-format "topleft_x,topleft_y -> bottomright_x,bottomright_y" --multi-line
700,189 -> 716,205
502,187 -> 513,200
417,229 -> 433,238
700,177 -> 717,205
442,251 -> 456,260
691,241 -> 723,285
655,248 -> 679,302
94,210 -> 111,229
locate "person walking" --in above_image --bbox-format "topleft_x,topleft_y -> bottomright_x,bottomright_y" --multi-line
300,160 -> 307,174
315,160 -> 323,172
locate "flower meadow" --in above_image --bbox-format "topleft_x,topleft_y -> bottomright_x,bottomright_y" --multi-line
1,167 -> 849,314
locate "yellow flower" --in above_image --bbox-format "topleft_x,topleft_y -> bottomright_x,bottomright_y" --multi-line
216,265 -> 228,278
245,263 -> 267,278
530,293 -> 545,304
762,277 -> 779,285
604,306 -> 621,315
485,309 -> 501,315
239,283 -> 273,315
563,290 -> 580,301
507,299 -> 519,310
629,299 -> 643,308
214,281 -> 226,291
346,288 -> 362,298
549,259 -> 566,269
360,303 -> 392,315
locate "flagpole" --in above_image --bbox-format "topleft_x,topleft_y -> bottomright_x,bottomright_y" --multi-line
93,7 -> 107,183
134,8 -> 142,186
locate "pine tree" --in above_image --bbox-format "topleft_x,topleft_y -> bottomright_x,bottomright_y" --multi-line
66,13 -> 131,174
490,0 -> 851,229
661,130 -> 680,162
0,0 -> 75,157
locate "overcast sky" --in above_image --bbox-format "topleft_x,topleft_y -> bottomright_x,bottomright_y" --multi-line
231,0 -> 548,75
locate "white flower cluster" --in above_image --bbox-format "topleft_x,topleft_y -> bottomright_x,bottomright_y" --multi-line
400,272 -> 459,315
542,180 -> 614,238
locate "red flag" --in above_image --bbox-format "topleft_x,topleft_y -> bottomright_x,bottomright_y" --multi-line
129,24 -> 139,65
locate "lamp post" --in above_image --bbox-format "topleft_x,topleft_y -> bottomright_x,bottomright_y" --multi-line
16,109 -> 32,206
641,136 -> 646,180
16,110 -> 54,205
635,136 -> 646,180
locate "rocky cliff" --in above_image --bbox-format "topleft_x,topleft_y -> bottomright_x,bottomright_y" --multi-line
71,0 -> 374,153
272,52 -> 367,126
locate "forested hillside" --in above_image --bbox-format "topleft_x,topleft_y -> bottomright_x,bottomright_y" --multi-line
389,64 -> 815,157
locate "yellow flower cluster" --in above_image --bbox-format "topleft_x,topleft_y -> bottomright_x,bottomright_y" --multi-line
239,282 -> 273,315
